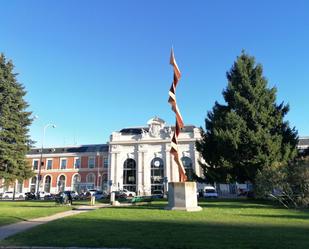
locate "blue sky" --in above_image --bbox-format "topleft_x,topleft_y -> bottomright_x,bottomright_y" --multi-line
1,1 -> 309,147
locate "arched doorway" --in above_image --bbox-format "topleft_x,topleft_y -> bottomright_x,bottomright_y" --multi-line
150,157 -> 164,194
30,177 -> 37,193
72,174 -> 81,192
44,176 -> 51,193
16,180 -> 23,193
102,174 -> 108,191
181,157 -> 194,181
58,175 -> 66,192
123,158 -> 136,192
86,173 -> 95,190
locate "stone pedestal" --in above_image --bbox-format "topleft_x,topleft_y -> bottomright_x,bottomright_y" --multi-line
165,182 -> 202,212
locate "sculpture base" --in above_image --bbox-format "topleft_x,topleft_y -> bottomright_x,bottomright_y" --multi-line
165,182 -> 202,212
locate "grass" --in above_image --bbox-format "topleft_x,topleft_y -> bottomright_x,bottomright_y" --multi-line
0,200 -> 72,227
1,199 -> 309,249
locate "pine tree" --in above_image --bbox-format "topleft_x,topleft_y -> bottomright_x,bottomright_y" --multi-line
196,52 -> 298,184
0,54 -> 34,187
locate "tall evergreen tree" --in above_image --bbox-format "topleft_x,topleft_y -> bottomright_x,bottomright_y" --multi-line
196,52 -> 298,183
0,54 -> 33,186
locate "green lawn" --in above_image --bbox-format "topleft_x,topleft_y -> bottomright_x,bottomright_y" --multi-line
0,201 -> 72,227
1,199 -> 309,249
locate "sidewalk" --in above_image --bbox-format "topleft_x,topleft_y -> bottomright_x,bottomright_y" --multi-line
0,204 -> 110,241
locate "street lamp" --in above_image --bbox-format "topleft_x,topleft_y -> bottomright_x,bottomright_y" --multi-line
36,123 -> 56,198
96,151 -> 100,190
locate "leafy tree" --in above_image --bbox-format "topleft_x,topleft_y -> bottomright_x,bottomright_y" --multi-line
286,158 -> 309,207
196,52 -> 298,184
0,54 -> 34,188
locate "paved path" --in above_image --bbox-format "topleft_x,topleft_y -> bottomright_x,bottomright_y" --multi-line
0,204 -> 110,241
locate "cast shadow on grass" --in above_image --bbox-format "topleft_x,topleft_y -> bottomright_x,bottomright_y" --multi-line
12,205 -> 63,208
0,216 -> 28,222
198,199 -> 280,210
2,217 -> 309,249
111,203 -> 165,211
238,213 -> 309,220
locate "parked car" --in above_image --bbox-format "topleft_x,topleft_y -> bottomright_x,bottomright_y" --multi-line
25,192 -> 36,200
80,190 -> 106,200
38,191 -> 52,200
107,191 -> 127,199
1,191 -> 26,199
93,190 -> 106,200
152,190 -> 164,199
121,189 -> 136,198
203,186 -> 218,198
64,191 -> 79,200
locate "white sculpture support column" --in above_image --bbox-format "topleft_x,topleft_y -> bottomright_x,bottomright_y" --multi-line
137,150 -> 144,196
164,145 -> 171,193
109,152 -> 119,192
165,182 -> 202,212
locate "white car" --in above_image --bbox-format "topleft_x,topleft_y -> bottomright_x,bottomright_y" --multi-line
203,186 -> 218,198
121,189 -> 136,197
2,191 -> 26,199
38,191 -> 52,199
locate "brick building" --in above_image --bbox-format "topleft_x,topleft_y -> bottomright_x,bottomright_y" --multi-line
1,117 -> 308,196
0,144 -> 109,194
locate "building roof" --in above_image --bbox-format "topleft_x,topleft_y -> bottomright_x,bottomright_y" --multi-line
119,125 -> 196,135
299,137 -> 309,147
27,144 -> 109,155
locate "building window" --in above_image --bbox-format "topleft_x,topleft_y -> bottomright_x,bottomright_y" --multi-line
86,173 -> 95,189
103,157 -> 108,168
4,185 -> 8,192
44,176 -> 51,192
16,180 -> 23,193
150,157 -> 164,193
74,157 -> 81,169
60,158 -> 67,169
58,175 -> 66,192
87,173 -> 95,183
88,157 -> 95,169
181,157 -> 194,181
46,159 -> 53,170
33,160 -> 39,170
72,174 -> 81,192
30,177 -> 37,193
102,174 -> 108,191
123,158 -> 136,192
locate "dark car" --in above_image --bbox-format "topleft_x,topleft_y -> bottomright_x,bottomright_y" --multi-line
107,191 -> 127,199
64,190 -> 79,200
25,192 -> 36,200
152,190 -> 164,199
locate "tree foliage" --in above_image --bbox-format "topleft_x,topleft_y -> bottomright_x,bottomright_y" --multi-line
0,54 -> 34,185
196,52 -> 298,183
255,157 -> 309,208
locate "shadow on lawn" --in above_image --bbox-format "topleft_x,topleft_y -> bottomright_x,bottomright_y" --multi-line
0,216 -> 28,222
13,205 -> 62,208
2,217 -> 309,249
198,199 -> 280,210
238,213 -> 309,220
112,199 -> 279,211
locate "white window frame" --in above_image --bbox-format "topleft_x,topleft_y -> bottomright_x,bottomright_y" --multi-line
32,159 -> 39,170
60,158 -> 67,170
88,156 -> 95,169
46,158 -> 53,170
74,157 -> 81,169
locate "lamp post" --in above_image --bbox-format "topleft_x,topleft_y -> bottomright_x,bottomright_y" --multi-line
96,151 -> 100,190
36,123 -> 56,198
